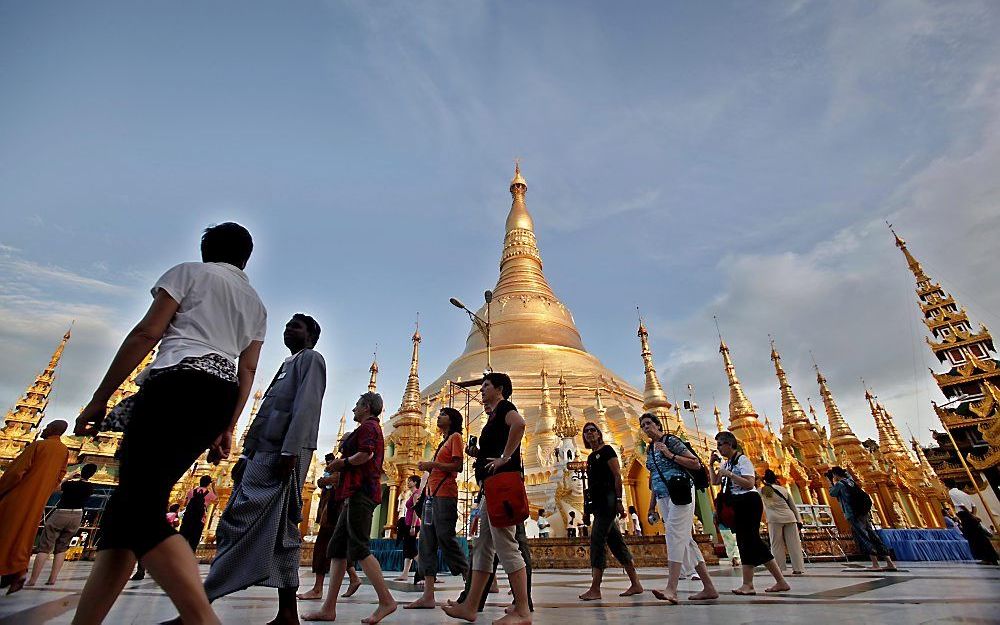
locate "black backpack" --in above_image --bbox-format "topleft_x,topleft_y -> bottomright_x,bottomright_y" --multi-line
847,480 -> 873,516
664,435 -> 711,490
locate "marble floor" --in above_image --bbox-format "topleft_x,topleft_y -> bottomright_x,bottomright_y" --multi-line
1,561 -> 997,625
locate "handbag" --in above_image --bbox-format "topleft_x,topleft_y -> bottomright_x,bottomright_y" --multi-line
650,444 -> 693,506
483,471 -> 529,528
713,454 -> 740,529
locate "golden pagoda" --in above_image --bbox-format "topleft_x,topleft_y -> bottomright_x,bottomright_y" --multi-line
891,227 -> 1000,491
0,326 -> 72,470
404,164 -> 652,535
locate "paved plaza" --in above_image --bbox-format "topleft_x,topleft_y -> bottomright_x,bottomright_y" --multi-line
1,561 -> 997,625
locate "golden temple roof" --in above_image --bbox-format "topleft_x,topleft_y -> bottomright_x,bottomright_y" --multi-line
638,317 -> 679,431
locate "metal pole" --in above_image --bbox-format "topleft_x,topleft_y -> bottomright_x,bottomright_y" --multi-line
939,418 -> 999,531
485,298 -> 492,373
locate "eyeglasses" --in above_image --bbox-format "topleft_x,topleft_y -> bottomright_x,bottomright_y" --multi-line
582,428 -> 599,434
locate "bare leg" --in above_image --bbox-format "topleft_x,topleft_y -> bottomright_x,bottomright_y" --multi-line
72,548 -> 137,625
27,552 -> 50,586
298,573 -> 325,600
268,587 -> 299,625
342,567 -> 361,598
304,559 -> 347,621
406,574 -> 439,608
492,567 -> 530,625
442,570 -> 490,622
48,552 -> 68,584
688,562 -> 719,600
358,554 -> 396,624
867,555 -> 883,571
651,561 -> 681,604
578,568 -> 603,600
619,562 -> 643,596
883,556 -> 898,571
733,564 -> 755,594
142,535 -> 221,625
394,558 -> 413,582
763,559 -> 790,592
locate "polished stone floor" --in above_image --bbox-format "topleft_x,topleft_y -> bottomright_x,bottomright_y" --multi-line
1,561 -> 997,624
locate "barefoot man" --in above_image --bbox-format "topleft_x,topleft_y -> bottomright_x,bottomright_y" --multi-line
304,391 -> 396,624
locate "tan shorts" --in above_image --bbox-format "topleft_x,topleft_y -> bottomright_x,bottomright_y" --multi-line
38,509 -> 83,554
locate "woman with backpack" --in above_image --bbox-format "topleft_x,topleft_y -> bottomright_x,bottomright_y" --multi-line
641,413 -> 719,604
760,470 -> 805,575
711,431 -> 790,595
826,466 -> 897,571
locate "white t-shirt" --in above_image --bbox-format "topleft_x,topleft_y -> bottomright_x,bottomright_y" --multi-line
630,512 -> 641,533
949,487 -> 975,512
143,262 -> 267,379
726,454 -> 756,495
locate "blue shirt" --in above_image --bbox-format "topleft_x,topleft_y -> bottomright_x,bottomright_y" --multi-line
646,435 -> 690,499
829,478 -> 857,521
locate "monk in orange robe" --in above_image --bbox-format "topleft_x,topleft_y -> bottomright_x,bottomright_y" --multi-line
0,420 -> 69,594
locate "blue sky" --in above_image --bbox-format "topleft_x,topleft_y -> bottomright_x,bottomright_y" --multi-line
2,1 -> 999,453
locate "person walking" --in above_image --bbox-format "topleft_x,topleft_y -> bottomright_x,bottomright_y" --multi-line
407,407 -> 469,608
442,372 -> 531,625
641,413 -> 718,604
628,506 -> 642,536
395,476 -> 421,582
304,392 -> 396,624
577,422 -> 643,601
299,456 -> 361,601
72,222 -> 267,625
27,463 -> 98,587
178,476 -> 217,553
826,466 -> 897,572
711,431 -> 790,595
760,469 -> 805,575
0,420 -> 70,594
189,314 -> 326,625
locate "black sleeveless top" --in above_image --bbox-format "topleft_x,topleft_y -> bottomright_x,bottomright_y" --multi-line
475,399 -> 523,483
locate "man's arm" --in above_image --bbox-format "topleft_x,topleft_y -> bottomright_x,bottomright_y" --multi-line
609,456 -> 626,518
484,409 -> 525,473
76,291 -> 179,435
209,340 -> 263,463
281,351 -> 327,456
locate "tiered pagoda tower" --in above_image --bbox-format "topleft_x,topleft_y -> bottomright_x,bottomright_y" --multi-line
638,319 -> 681,434
0,326 -> 71,470
891,228 -> 1000,493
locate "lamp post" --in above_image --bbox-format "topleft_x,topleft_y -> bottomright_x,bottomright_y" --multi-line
450,290 -> 493,375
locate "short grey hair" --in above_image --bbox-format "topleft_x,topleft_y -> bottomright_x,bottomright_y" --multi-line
359,392 -> 383,417
715,430 -> 739,450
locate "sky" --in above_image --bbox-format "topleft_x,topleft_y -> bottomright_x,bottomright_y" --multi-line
1,1 -> 999,455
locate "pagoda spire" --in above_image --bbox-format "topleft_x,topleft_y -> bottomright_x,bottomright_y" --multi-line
2,325 -> 72,436
865,387 -> 910,459
336,411 -> 347,445
398,321 -> 422,414
554,373 -> 577,440
637,315 -> 680,432
714,405 -> 725,433
594,387 -> 613,442
368,348 -> 379,393
720,336 -> 757,425
815,363 -> 870,469
534,368 -> 556,435
494,161 -> 558,303
771,338 -> 826,469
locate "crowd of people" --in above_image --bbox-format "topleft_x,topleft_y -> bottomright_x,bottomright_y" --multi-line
0,221 -> 996,625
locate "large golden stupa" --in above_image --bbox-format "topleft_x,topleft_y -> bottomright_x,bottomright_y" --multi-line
385,164 -> 708,537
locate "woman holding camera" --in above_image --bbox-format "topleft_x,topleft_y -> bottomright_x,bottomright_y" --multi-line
711,431 -> 790,595
641,413 -> 719,604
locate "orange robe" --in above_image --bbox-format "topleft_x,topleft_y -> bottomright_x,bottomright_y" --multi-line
0,437 -> 68,575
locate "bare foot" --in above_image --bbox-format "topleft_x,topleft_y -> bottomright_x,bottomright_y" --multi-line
362,602 -> 397,624
405,597 -> 437,609
619,585 -> 643,597
393,576 -> 408,582
302,608 -> 336,621
578,589 -> 601,601
491,611 -> 531,625
442,603 -> 478,622
765,582 -> 790,593
24,580 -> 35,587
689,590 -> 719,600
651,589 -> 677,604
866,565 -> 883,571
731,586 -> 756,596
341,579 -> 362,598
298,588 -> 324,600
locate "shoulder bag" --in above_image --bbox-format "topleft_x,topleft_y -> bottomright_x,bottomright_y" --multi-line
713,453 -> 740,529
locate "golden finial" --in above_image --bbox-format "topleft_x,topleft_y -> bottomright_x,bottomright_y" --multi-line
368,345 -> 379,394
714,405 -> 724,433
510,158 -> 527,191
554,373 -> 577,439
636,313 -> 675,430
398,319 -> 423,413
